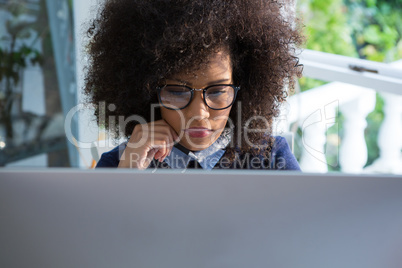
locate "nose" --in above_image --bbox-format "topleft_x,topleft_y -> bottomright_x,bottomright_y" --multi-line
185,91 -> 210,119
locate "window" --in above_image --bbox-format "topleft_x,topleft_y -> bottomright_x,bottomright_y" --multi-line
0,0 -> 78,167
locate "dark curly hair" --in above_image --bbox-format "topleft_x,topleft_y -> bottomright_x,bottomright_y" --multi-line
84,0 -> 304,164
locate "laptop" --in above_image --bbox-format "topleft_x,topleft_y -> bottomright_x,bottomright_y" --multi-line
1,169 -> 401,268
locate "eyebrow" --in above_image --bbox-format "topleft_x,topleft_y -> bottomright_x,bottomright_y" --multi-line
168,78 -> 232,86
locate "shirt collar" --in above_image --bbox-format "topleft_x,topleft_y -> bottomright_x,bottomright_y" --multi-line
162,129 -> 232,170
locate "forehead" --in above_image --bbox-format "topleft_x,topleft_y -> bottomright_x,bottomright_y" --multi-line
171,51 -> 232,82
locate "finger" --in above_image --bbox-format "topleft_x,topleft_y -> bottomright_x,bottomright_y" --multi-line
150,129 -> 176,147
162,133 -> 174,158
162,133 -> 176,160
152,140 -> 168,162
146,147 -> 158,159
145,121 -> 178,161
164,129 -> 179,160
148,133 -> 173,161
138,149 -> 150,169
161,136 -> 173,162
162,136 -> 173,161
140,146 -> 165,169
151,123 -> 179,143
143,148 -> 158,168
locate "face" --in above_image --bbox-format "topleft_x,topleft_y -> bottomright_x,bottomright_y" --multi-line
160,51 -> 233,151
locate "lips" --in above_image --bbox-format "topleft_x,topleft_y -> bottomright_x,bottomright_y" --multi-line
184,127 -> 213,138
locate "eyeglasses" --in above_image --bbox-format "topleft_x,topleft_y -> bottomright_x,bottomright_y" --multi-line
156,84 -> 240,110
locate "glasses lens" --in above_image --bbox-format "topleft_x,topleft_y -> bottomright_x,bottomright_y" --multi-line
160,86 -> 191,109
205,85 -> 235,109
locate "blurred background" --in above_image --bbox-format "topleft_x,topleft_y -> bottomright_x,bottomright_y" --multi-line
0,0 -> 401,173
0,0 -> 77,167
291,0 -> 402,174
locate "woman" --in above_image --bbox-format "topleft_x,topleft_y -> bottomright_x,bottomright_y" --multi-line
85,0 -> 304,170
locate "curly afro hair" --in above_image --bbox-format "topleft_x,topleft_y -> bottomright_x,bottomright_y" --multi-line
84,0 -> 304,164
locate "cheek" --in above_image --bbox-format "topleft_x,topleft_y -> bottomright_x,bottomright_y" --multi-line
161,108 -> 176,121
211,109 -> 231,125
161,109 -> 182,129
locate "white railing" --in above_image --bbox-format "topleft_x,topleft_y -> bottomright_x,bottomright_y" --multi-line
282,53 -> 402,174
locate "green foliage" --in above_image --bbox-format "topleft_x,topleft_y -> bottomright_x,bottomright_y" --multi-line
324,109 -> 344,171
0,45 -> 43,85
297,0 -> 357,91
300,0 -> 357,56
364,93 -> 384,167
346,0 -> 402,61
298,0 -> 402,61
295,0 -> 402,170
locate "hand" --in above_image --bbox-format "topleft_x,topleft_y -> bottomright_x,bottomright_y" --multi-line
118,119 -> 180,169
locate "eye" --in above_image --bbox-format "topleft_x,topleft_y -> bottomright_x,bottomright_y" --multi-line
164,86 -> 190,96
207,86 -> 229,96
208,90 -> 225,96
168,91 -> 186,96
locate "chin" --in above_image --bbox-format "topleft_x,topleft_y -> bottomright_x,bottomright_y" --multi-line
182,139 -> 214,151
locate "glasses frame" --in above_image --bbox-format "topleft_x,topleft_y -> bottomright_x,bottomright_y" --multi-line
156,84 -> 241,111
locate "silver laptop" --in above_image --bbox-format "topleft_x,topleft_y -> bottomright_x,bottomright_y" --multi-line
1,169 -> 401,268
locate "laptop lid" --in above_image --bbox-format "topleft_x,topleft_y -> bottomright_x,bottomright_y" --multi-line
1,169 -> 401,268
